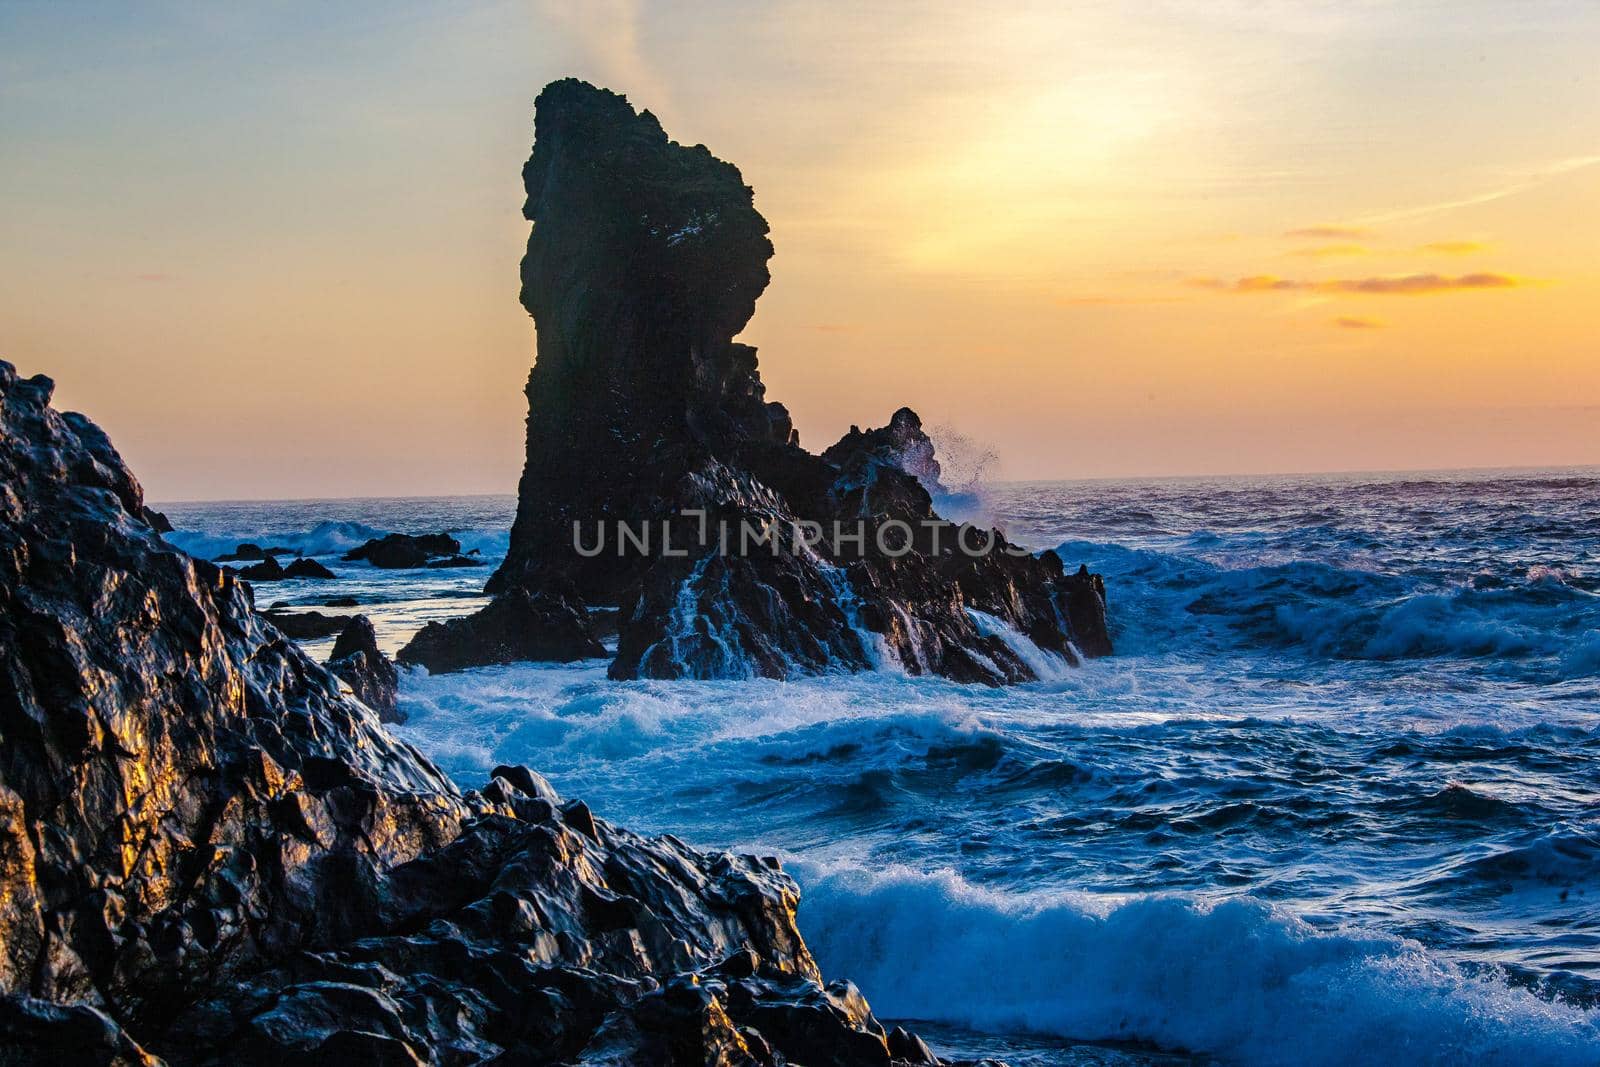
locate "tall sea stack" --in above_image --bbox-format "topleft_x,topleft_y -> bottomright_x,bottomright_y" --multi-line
472,78 -> 1111,683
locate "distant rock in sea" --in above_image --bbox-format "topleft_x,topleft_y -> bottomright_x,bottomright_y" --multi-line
343,531 -> 475,570
459,77 -> 1109,681
0,355 -> 970,1061
232,554 -> 285,581
282,556 -> 336,579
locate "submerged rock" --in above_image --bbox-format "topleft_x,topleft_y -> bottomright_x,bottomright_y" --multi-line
396,587 -> 604,673
325,614 -> 401,722
475,79 -> 1110,682
422,556 -> 476,572
0,358 -> 971,1062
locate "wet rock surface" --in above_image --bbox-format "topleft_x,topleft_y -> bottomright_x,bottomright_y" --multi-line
325,615 -> 401,723
343,532 -> 464,570
259,608 -> 350,639
0,359 -> 989,1063
396,586 -> 603,674
473,78 -> 1110,682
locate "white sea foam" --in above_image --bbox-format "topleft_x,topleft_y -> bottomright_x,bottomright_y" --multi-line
791,862 -> 1600,1067
966,608 -> 1074,680
176,473 -> 1600,1064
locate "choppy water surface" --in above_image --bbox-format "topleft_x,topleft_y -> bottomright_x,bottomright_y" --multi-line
161,468 -> 1600,1065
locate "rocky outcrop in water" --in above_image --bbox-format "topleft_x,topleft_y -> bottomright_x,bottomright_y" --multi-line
232,555 -> 285,581
325,615 -> 401,723
282,557 -> 335,580
0,359 -> 968,1064
472,79 -> 1110,682
397,586 -> 603,673
343,532 -> 472,570
258,608 -> 349,639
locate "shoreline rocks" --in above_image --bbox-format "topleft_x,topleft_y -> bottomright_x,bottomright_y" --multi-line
0,358 -> 984,1062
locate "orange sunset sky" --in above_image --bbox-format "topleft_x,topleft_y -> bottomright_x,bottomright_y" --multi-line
2,1 -> 1597,500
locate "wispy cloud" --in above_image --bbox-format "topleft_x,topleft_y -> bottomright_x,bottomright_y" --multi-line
1058,295 -> 1191,306
1334,316 -> 1383,329
1418,240 -> 1488,255
1359,154 -> 1600,225
1193,273 -> 1522,295
1284,225 -> 1373,240
1289,244 -> 1369,258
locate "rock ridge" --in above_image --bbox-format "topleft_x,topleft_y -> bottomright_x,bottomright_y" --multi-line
0,358 -> 989,1064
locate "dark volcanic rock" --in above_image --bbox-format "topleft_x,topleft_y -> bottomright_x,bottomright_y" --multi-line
259,608 -> 350,639
396,588 -> 604,674
325,615 -> 401,723
423,554 -> 480,569
234,554 -> 285,581
141,508 -> 173,535
281,557 -> 336,580
821,407 -> 943,492
0,358 -> 968,1062
216,543 -> 297,563
343,532 -> 460,569
478,79 -> 1110,682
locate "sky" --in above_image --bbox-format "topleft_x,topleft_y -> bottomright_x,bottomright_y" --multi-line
2,1 -> 1597,500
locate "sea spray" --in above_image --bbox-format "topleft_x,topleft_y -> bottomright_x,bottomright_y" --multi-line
792,862 -> 1600,1067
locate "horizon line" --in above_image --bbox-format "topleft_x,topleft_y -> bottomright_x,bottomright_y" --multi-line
149,460 -> 1600,507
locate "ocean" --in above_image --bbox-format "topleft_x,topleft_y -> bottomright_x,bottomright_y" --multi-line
158,467 -> 1600,1065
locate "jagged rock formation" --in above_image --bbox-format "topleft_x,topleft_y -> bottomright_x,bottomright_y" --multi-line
0,359 -> 972,1064
325,615 -> 401,723
476,78 -> 1110,683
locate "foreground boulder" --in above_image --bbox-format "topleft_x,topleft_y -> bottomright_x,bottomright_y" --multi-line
325,615 -> 402,723
0,359 -> 962,1065
472,78 -> 1110,682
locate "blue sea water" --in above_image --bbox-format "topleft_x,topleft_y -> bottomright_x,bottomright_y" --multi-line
158,467 -> 1600,1066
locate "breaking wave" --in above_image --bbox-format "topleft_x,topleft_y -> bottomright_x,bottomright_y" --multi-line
794,863 -> 1600,1066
